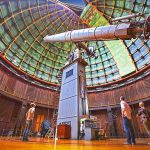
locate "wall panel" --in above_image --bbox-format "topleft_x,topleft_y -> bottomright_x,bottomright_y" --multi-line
88,74 -> 150,108
0,66 -> 59,107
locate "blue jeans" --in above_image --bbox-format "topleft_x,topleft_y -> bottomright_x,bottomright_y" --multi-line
22,120 -> 32,140
123,117 -> 136,144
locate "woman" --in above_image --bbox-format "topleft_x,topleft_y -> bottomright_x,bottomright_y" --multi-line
137,102 -> 150,144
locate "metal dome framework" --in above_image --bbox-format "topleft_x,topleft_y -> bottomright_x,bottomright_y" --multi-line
0,0 -> 150,88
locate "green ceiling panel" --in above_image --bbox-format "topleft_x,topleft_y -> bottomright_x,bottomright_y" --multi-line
106,41 -> 136,76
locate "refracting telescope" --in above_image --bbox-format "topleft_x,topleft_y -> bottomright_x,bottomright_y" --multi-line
44,14 -> 150,58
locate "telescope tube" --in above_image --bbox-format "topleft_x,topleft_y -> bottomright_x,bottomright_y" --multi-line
43,23 -> 142,42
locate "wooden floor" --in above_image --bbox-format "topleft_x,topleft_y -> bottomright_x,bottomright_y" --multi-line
0,137 -> 149,150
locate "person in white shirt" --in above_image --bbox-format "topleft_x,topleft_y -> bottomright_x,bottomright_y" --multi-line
120,96 -> 136,145
22,102 -> 36,141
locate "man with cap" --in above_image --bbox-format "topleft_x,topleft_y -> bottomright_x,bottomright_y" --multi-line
22,102 -> 36,141
120,96 -> 136,145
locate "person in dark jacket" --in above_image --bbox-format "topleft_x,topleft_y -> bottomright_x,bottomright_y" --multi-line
40,119 -> 51,138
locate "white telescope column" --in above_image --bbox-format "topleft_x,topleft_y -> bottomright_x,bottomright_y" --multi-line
57,58 -> 89,139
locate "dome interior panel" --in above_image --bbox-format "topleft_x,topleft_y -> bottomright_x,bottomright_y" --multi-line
0,0 -> 149,87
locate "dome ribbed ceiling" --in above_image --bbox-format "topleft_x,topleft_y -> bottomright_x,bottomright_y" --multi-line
0,0 -> 150,87
0,0 -> 87,85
